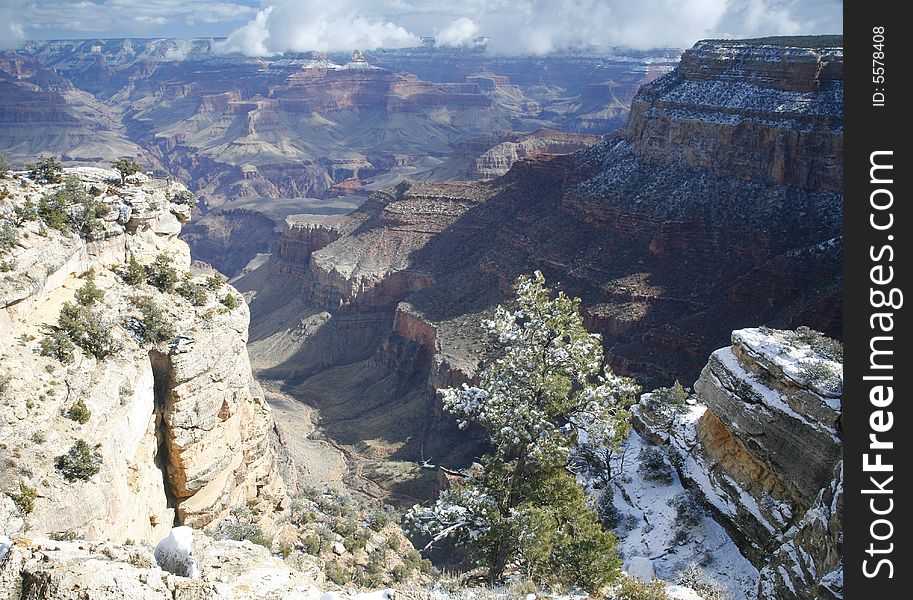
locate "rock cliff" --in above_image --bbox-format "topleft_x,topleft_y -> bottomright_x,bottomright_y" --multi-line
634,327 -> 842,599
0,168 -> 285,545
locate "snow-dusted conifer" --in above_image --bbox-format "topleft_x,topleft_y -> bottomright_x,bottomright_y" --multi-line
407,271 -> 639,591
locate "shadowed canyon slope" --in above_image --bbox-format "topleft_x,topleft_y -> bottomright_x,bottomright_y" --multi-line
236,38 -> 843,503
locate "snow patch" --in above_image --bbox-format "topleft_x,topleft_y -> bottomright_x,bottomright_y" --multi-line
154,526 -> 200,579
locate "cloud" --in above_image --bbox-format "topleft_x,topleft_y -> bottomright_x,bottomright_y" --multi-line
214,0 -> 419,55
436,17 -> 479,46
2,0 -> 842,54
1,20 -> 25,50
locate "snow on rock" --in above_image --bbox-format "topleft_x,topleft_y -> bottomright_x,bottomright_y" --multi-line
625,556 -> 655,581
154,526 -> 200,578
0,535 -> 10,563
632,326 -> 843,599
666,585 -> 705,600
610,430 -> 759,598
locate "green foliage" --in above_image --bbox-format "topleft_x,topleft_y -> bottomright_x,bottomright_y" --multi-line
408,272 -> 637,590
74,272 -> 104,306
519,468 -> 621,592
39,330 -> 75,364
0,153 -> 10,178
613,576 -> 672,600
12,199 -> 38,226
177,276 -> 209,306
37,176 -> 110,237
65,398 -> 91,424
121,254 -> 147,285
55,439 -> 102,482
343,527 -> 371,552
111,158 -> 141,184
301,535 -> 321,555
0,258 -> 15,272
37,194 -> 68,231
146,254 -> 179,293
11,480 -> 37,514
325,560 -> 349,586
27,155 -> 63,184
214,507 -> 272,548
206,274 -> 225,291
172,189 -> 196,205
0,222 -> 17,254
57,301 -> 117,360
598,487 -> 621,529
133,298 -> 175,345
221,292 -> 239,311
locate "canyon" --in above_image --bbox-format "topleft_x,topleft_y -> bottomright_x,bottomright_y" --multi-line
0,35 -> 844,600
234,39 -> 842,506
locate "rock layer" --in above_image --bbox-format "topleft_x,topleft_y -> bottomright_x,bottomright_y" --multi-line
634,327 -> 843,599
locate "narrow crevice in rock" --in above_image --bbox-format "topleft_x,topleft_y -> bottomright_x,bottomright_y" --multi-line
150,349 -> 180,526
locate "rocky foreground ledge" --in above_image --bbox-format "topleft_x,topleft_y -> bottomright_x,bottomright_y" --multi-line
0,168 -> 285,545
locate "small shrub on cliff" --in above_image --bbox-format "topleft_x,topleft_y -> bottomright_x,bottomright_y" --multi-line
65,398 -> 92,424
37,176 -> 109,237
55,439 -> 102,482
111,157 -> 141,185
74,272 -> 104,306
799,359 -> 842,393
638,447 -> 673,484
673,565 -> 731,600
146,253 -> 179,293
670,490 -> 704,530
132,298 -> 175,345
57,301 -> 117,360
0,222 -> 17,254
213,507 -> 271,548
612,576 -> 671,600
325,560 -> 350,586
177,275 -> 208,306
221,292 -> 239,311
121,254 -> 147,285
27,155 -> 63,184
171,189 -> 196,206
206,274 -> 225,291
11,480 -> 37,514
0,153 -> 10,178
793,326 -> 843,362
12,199 -> 38,226
39,330 -> 75,363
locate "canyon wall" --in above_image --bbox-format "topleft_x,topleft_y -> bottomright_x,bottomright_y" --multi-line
0,168 -> 284,544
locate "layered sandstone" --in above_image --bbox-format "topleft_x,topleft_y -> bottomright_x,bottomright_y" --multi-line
0,168 -> 284,544
634,327 -> 842,599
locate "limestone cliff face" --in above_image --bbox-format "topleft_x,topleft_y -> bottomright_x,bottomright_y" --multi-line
635,327 -> 842,599
0,168 -> 284,545
626,41 -> 842,191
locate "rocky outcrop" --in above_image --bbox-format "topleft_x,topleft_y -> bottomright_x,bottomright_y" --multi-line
626,40 -> 842,190
0,168 -> 285,545
635,327 -> 842,599
0,531 -> 322,599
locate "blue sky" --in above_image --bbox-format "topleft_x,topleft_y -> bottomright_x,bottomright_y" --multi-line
1,0 -> 843,54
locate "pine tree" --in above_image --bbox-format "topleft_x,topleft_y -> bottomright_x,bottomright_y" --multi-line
407,271 -> 639,591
